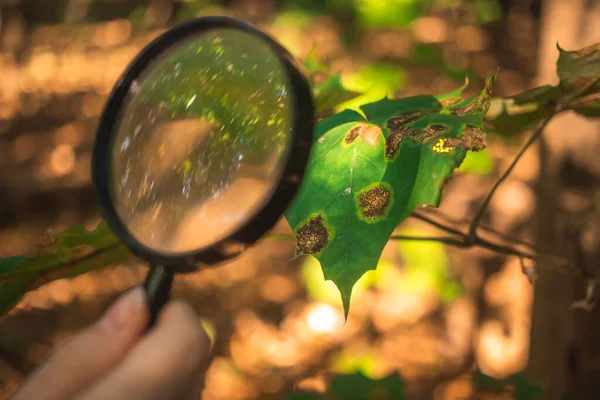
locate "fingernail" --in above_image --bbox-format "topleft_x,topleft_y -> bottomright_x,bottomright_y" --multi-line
200,317 -> 216,351
101,286 -> 146,332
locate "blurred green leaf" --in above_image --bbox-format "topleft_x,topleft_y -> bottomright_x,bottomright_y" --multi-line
556,43 -> 600,116
475,372 -> 545,400
475,0 -> 503,24
394,227 -> 462,302
338,63 -> 406,113
285,371 -> 406,399
354,0 -> 428,29
457,148 -> 494,175
488,42 -> 600,132
410,43 -> 444,67
0,222 -> 131,316
484,98 -> 544,137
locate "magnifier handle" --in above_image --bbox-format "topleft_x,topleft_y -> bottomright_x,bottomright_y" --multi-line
143,265 -> 174,329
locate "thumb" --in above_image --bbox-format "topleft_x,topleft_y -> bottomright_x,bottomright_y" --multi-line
11,286 -> 148,400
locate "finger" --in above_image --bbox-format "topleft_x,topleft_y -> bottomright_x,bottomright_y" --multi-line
11,286 -> 148,400
78,301 -> 210,400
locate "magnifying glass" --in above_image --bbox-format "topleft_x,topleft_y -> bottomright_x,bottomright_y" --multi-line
91,16 -> 314,327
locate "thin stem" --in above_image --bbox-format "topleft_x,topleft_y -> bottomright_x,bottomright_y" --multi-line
467,115 -> 554,243
415,208 -> 537,251
388,235 -> 468,247
565,90 -> 600,110
411,210 -> 465,237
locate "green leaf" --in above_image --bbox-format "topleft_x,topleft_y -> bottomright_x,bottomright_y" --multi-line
484,98 -> 544,137
354,0 -> 426,29
475,372 -> 545,400
285,76 -> 494,316
457,149 -> 494,175
285,372 -> 406,400
0,222 -> 131,315
556,43 -> 600,116
338,63 -> 406,113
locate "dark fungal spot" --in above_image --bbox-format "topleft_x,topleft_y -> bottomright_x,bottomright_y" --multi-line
357,183 -> 392,221
446,124 -> 486,151
385,132 -> 403,159
345,126 -> 361,144
404,123 -> 450,144
449,100 -> 477,116
478,96 -> 490,113
295,214 -> 329,256
407,128 -> 429,142
427,124 -> 448,134
462,124 -> 486,150
345,123 -> 381,146
386,113 -> 424,133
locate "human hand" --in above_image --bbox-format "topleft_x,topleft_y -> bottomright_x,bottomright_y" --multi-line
10,286 -> 212,400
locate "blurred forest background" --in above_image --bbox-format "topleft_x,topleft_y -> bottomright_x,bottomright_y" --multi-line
1,0 -> 600,399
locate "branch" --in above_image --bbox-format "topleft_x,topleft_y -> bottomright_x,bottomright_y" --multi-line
414,208 -> 537,251
564,90 -> 600,110
467,115 -> 554,243
388,235 -> 468,247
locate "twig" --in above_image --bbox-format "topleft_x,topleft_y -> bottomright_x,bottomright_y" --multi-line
467,115 -> 554,243
411,211 -> 465,237
415,208 -> 537,251
565,90 -> 600,110
388,235 -> 468,247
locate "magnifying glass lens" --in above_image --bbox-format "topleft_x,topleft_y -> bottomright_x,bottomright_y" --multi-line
110,29 -> 293,254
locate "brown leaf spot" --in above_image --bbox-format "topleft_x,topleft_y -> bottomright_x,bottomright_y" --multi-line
385,131 -> 403,159
406,124 -> 449,144
441,97 -> 461,107
446,124 -> 486,151
345,123 -> 381,146
345,126 -> 361,144
357,183 -> 392,221
295,214 -> 329,256
386,112 -> 425,133
477,96 -> 491,113
427,124 -> 449,135
449,101 -> 477,116
407,128 -> 429,142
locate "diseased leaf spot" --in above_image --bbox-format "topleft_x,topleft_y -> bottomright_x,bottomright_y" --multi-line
407,128 -> 429,142
344,123 -> 381,146
432,138 -> 455,153
406,123 -> 450,144
386,112 -> 424,133
449,101 -> 478,116
345,126 -> 361,144
356,182 -> 393,222
385,131 -> 403,160
427,124 -> 448,134
438,124 -> 486,152
295,214 -> 330,256
440,97 -> 461,107
462,124 -> 486,150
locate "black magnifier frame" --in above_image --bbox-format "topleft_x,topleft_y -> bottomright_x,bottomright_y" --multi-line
92,16 -> 314,327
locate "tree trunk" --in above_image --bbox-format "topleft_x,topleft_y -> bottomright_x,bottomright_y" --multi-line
527,0 -> 600,398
